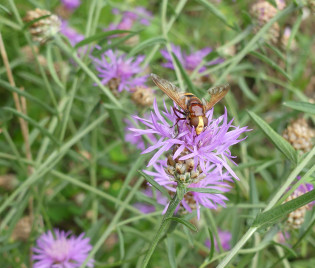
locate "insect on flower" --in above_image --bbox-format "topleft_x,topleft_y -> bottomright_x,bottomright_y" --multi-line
151,73 -> 230,135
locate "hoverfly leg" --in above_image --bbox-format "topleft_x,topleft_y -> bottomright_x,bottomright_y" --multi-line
171,107 -> 186,128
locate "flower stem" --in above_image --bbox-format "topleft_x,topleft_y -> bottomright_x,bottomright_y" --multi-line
142,183 -> 186,268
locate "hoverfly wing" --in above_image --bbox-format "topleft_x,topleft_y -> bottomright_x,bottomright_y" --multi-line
151,73 -> 187,110
205,83 -> 230,111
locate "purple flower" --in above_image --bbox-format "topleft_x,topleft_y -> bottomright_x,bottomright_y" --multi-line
275,231 -> 290,245
91,49 -> 147,92
130,99 -> 249,179
111,6 -> 153,27
61,0 -> 81,10
32,229 -> 94,268
130,97 -> 249,218
144,160 -> 233,219
60,21 -> 84,46
134,187 -> 169,214
205,229 -> 232,251
289,176 -> 315,207
125,115 -> 157,150
160,44 -> 224,73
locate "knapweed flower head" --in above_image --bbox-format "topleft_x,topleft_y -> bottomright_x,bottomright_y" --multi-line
134,187 -> 169,214
91,49 -> 147,93
205,229 -> 232,251
130,98 -> 249,218
160,44 -> 224,73
61,0 -> 81,11
32,229 -> 94,268
60,21 -> 84,46
24,8 -> 61,44
111,6 -> 153,26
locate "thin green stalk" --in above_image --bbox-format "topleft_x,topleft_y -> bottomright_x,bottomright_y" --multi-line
79,177 -> 145,268
217,146 -> 315,267
142,183 -> 186,268
0,113 -> 108,216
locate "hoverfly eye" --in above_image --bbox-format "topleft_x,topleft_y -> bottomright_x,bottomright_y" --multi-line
190,117 -> 199,128
203,117 -> 208,126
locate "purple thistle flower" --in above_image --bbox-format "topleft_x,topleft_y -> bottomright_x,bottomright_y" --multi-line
205,229 -> 232,251
110,6 -> 153,27
134,187 -> 169,214
61,0 -> 81,11
144,160 -> 233,219
32,229 -> 94,268
130,98 -> 249,180
60,21 -> 84,46
91,49 -> 148,92
125,116 -> 157,150
160,44 -> 224,73
289,176 -> 315,207
275,231 -> 290,245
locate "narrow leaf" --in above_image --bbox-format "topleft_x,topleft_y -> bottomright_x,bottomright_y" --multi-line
208,228 -> 215,260
194,0 -> 234,29
253,189 -> 315,227
250,51 -> 291,80
248,111 -> 297,164
138,170 -> 171,199
172,52 -> 196,94
74,30 -> 133,48
187,188 -> 223,194
3,107 -> 59,146
283,101 -> 315,115
128,37 -> 166,57
165,217 -> 198,232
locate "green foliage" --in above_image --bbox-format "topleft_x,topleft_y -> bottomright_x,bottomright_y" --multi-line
0,0 -> 314,267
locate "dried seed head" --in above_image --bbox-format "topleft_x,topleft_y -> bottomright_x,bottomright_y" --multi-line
11,216 -> 32,241
283,118 -> 315,153
165,145 -> 206,185
20,45 -> 39,62
24,8 -> 61,44
107,77 -> 121,96
285,191 -> 308,229
0,174 -> 19,190
131,86 -> 154,107
250,1 -> 281,45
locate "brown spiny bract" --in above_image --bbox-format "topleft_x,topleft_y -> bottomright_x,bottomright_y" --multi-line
24,8 -> 61,44
166,145 -> 206,185
285,191 -> 309,229
0,174 -> 19,190
283,118 -> 315,153
250,1 -> 281,44
280,27 -> 297,51
131,86 -> 154,107
11,216 -> 32,241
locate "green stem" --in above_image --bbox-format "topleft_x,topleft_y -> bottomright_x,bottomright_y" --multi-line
142,183 -> 186,268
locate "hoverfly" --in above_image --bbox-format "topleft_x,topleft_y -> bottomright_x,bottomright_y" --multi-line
151,73 -> 230,135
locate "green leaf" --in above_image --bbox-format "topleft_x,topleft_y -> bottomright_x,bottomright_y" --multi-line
172,52 -> 196,94
0,80 -> 56,115
128,37 -> 166,57
165,237 -> 177,268
208,228 -> 215,260
165,217 -> 198,232
253,189 -> 315,227
248,111 -> 297,164
271,241 -> 297,257
238,77 -> 258,102
3,107 -> 60,146
283,101 -> 315,114
138,170 -> 171,200
186,188 -> 223,194
250,51 -> 291,80
74,30 -> 133,48
117,227 -> 125,259
194,0 -> 234,29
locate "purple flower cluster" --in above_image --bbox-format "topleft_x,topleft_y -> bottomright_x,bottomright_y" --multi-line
290,177 -> 315,207
160,44 -> 224,73
205,229 -> 232,251
32,229 -> 94,268
61,0 -> 81,11
130,98 -> 249,217
60,21 -> 84,46
91,50 -> 147,92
